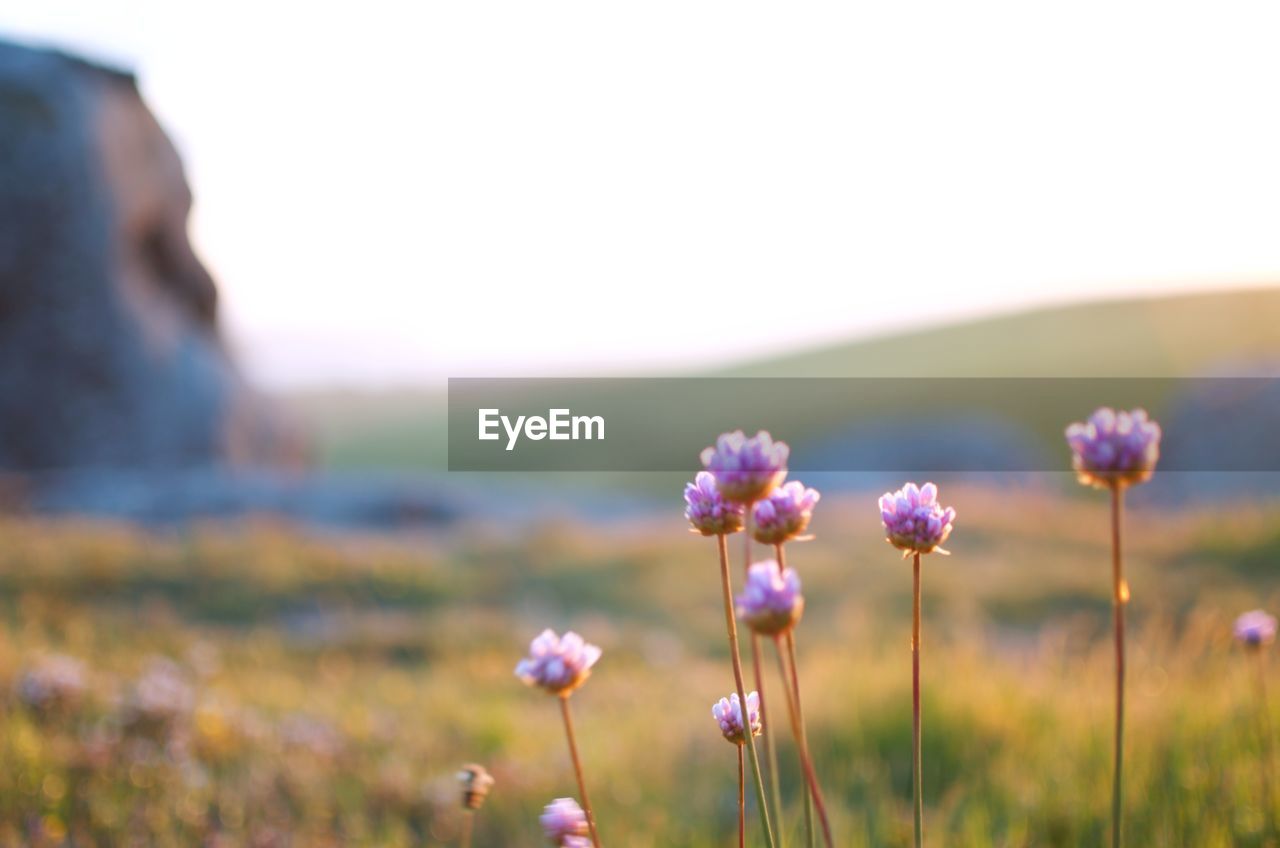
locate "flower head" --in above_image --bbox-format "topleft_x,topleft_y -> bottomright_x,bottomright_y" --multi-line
752,481 -> 820,545
684,471 -> 746,536
879,482 -> 956,556
700,430 -> 789,504
1235,610 -> 1278,649
128,657 -> 195,725
515,629 -> 602,696
736,559 -> 805,635
1065,407 -> 1162,489
17,654 -> 87,713
540,797 -> 589,844
457,763 -> 495,810
712,690 -> 763,745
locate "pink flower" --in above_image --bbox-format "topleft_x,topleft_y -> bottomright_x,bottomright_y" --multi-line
540,797 -> 589,844
879,482 -> 956,556
1235,610 -> 1278,648
712,691 -> 762,745
752,481 -> 820,545
684,471 -> 746,536
515,629 -> 602,696
700,430 -> 789,504
1065,407 -> 1162,489
736,559 -> 805,635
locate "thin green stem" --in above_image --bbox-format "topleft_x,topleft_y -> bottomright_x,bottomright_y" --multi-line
1110,485 -> 1125,848
776,544 -> 816,848
718,533 -> 778,848
753,633 -> 785,845
739,744 -> 747,848
777,632 -> 836,848
912,552 -> 923,848
747,530 -> 786,846
559,695 -> 602,848
460,810 -> 473,848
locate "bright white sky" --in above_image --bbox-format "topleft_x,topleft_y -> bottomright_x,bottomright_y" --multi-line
3,2 -> 1279,388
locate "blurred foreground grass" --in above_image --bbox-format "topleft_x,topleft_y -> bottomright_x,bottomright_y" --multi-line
0,484 -> 1278,846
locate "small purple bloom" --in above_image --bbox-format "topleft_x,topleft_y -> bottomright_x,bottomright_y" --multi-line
515,629 -> 602,696
736,559 -> 805,635
700,430 -> 789,504
712,690 -> 762,745
1235,610 -> 1278,648
1065,407 -> 1162,489
879,482 -> 956,556
752,481 -> 820,545
540,797 -> 589,844
684,471 -> 746,536
17,654 -> 87,713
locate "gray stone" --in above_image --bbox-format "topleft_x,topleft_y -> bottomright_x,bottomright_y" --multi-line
0,40 -> 301,472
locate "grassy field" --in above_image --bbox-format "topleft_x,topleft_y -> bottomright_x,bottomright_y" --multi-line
1,481 -> 1278,846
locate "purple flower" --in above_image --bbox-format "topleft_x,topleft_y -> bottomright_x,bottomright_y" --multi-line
700,430 -> 789,504
1235,610 -> 1278,648
17,654 -> 87,713
736,559 -> 805,635
752,481 -> 820,545
1065,407 -> 1162,489
879,482 -> 956,556
712,690 -> 762,745
540,797 -> 589,844
684,471 -> 746,536
515,629 -> 602,696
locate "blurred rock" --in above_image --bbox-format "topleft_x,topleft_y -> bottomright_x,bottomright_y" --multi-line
0,40 -> 303,472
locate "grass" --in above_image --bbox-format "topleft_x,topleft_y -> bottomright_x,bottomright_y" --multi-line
0,483 -> 1277,845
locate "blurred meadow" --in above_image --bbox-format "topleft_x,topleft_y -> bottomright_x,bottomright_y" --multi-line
2,482 -> 1278,846
2,13 -> 1280,845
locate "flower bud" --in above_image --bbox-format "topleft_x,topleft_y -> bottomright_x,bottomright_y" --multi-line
457,763 -> 495,810
712,691 -> 762,745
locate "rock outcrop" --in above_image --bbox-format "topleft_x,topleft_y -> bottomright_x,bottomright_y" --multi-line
0,40 -> 302,472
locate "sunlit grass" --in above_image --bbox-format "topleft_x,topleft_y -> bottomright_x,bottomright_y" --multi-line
0,485 -> 1276,845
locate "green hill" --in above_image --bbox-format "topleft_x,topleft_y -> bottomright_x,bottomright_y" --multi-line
728,286 -> 1280,377
284,287 -> 1280,470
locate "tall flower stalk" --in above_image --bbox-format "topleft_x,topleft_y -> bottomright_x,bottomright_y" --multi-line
456,764 -> 494,848
746,528 -> 787,844
687,466 -> 777,848
713,690 -> 763,848
740,550 -> 835,848
750,479 -> 830,848
516,629 -> 605,847
879,481 -> 956,848
1066,407 -> 1161,848
1236,610 -> 1279,836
